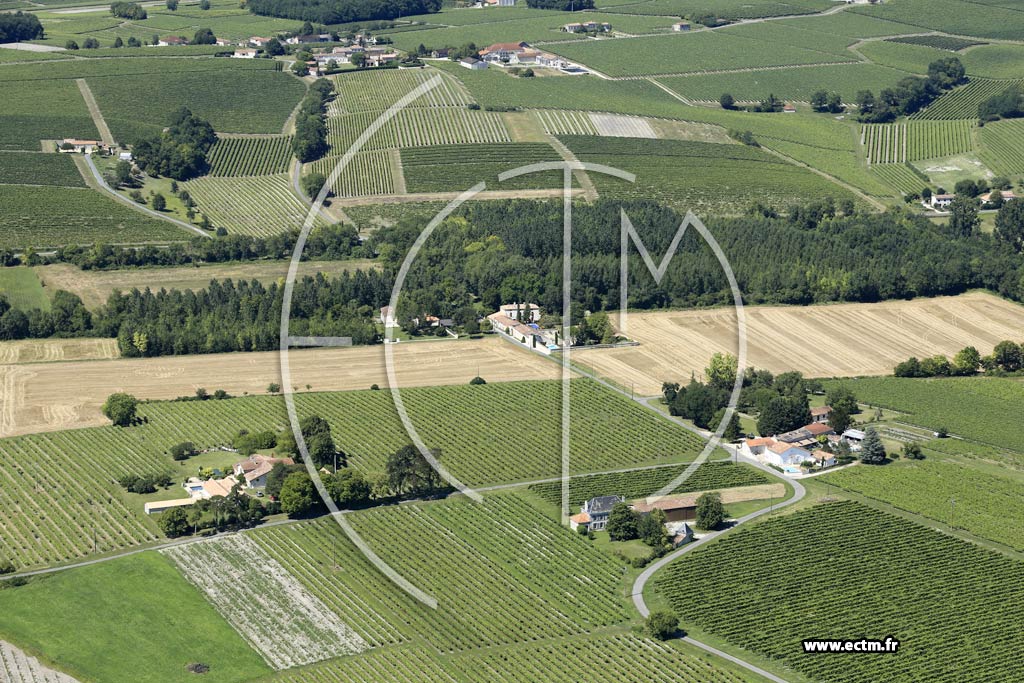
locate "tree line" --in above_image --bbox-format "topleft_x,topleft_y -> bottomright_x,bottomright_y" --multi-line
293,79 -> 334,163
0,12 -> 43,43
854,56 -> 966,123
247,0 -> 441,26
894,341 -> 1024,377
1,224 -> 364,270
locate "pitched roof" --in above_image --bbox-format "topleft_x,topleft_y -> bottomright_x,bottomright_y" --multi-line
585,495 -> 622,515
570,512 -> 590,524
810,406 -> 832,416
811,449 -> 835,462
804,422 -> 834,436
745,437 -> 775,447
482,42 -> 529,53
202,478 -> 235,498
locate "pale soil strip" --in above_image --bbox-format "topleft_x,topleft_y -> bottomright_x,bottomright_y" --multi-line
75,79 -> 115,147
163,534 -> 367,669
589,113 -> 657,138
0,640 -> 80,683
388,148 -> 407,194
542,134 -> 599,202
0,336 -> 564,437
577,292 -> 1024,395
0,338 -> 118,364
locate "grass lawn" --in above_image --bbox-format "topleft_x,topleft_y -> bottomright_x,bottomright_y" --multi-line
0,267 -> 50,311
0,552 -> 270,683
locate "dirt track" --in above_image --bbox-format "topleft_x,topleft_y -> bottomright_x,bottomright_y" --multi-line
0,337 -> 560,437
576,292 -> 1024,394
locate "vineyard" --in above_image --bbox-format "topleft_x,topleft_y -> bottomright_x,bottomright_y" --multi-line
0,152 -> 86,187
0,185 -> 186,249
207,136 -> 294,177
862,121 -> 974,164
820,376 -> 1024,453
327,108 -> 511,153
885,35 -> 985,51
562,135 -> 852,214
869,163 -> 929,195
657,63 -> 907,103
861,123 -> 907,164
528,462 -> 771,508
255,494 -> 627,654
600,0 -> 833,20
306,150 -> 397,197
547,31 -> 854,78
256,647 -> 452,683
163,535 -> 368,669
911,78 -> 1024,120
820,460 -> 1024,550
88,67 -> 306,140
329,68 -> 472,114
0,640 -> 79,683
0,80 -> 98,151
134,379 -> 707,486
535,110 -> 597,137
0,426 -> 169,568
656,501 -> 1024,682
399,143 -> 563,193
449,633 -> 752,683
182,174 -> 327,237
978,118 -> 1024,176
906,120 -> 974,160
849,0 -> 1024,40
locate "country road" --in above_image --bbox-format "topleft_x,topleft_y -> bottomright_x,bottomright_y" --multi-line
82,153 -> 211,238
631,453 -> 807,683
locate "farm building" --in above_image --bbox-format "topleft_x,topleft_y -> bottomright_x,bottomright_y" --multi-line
811,449 -> 838,468
157,36 -> 188,46
562,21 -> 611,33
430,48 -> 450,58
783,103 -> 797,113
498,302 -> 541,322
380,305 -> 398,328
58,139 -> 105,154
980,190 -> 1016,203
460,57 -> 487,69
485,0 -> 515,5
287,34 -> 331,45
670,523 -> 694,547
810,405 -> 832,424
673,22 -> 691,31
183,476 -> 236,500
742,436 -> 818,471
569,495 -> 624,531
232,48 -> 258,58
248,36 -> 272,46
842,428 -> 866,450
234,454 -> 295,489
931,193 -> 955,208
480,42 -> 533,64
143,498 -> 195,515
633,495 -> 700,522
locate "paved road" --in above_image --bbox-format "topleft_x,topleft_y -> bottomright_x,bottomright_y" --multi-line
631,452 -> 806,683
83,154 -> 211,238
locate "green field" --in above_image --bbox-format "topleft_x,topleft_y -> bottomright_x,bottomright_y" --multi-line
822,376 -> 1024,453
821,459 -> 1024,550
850,0 -> 1024,40
870,163 -> 929,195
0,151 -> 86,187
0,185 -> 189,248
656,500 -> 1024,682
529,461 -> 772,508
88,68 -> 305,141
0,379 -> 707,568
0,267 -> 50,310
599,0 -> 834,19
562,135 -> 855,213
960,44 -> 1024,79
885,35 -> 986,51
658,63 -> 907,102
0,553 -> 270,683
400,142 -> 562,192
548,31 -> 855,77
0,80 -> 98,151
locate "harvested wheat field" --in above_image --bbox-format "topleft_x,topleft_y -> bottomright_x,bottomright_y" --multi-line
578,293 -> 1024,395
34,260 -> 378,309
0,336 -> 560,437
0,338 -> 118,364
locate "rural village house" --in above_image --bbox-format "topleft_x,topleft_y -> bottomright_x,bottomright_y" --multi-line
234,454 -> 295,489
569,495 -> 624,531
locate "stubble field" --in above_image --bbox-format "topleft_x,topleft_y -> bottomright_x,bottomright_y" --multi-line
577,292 -> 1024,394
0,336 -> 562,437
